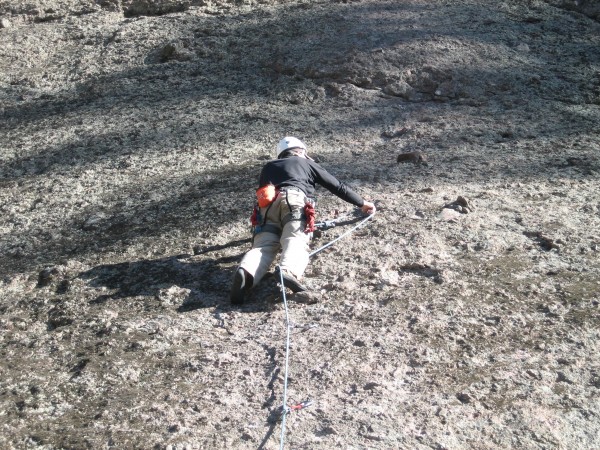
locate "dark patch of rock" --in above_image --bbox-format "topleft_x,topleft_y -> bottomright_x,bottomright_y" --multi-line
397,151 -> 428,165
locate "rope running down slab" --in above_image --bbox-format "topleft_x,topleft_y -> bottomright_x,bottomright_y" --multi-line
277,211 -> 375,449
277,265 -> 292,450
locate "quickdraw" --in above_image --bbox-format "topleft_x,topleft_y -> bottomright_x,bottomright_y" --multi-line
279,399 -> 313,420
309,211 -> 375,258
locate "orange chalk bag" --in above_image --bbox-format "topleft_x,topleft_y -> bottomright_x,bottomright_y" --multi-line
256,184 -> 277,208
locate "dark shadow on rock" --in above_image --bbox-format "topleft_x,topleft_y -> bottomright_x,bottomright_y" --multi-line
182,271 -> 282,314
79,248 -> 283,313
2,0 -> 599,280
258,341 -> 282,449
3,1 -> 597,141
1,164 -> 256,277
257,422 -> 278,450
193,238 -> 251,255
79,253 -> 238,307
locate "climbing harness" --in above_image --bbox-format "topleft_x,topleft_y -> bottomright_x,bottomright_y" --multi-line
275,210 -> 375,449
250,198 -> 276,237
251,188 -> 316,238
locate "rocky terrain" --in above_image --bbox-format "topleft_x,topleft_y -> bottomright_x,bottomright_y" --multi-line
1,0 -> 600,448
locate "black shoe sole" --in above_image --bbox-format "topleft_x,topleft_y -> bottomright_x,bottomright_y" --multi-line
230,269 -> 246,304
280,271 -> 307,293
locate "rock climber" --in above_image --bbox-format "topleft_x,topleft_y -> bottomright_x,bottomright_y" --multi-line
230,136 -> 376,304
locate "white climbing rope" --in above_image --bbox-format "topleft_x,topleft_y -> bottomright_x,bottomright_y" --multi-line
277,265 -> 292,450
309,211 -> 376,257
276,211 -> 375,449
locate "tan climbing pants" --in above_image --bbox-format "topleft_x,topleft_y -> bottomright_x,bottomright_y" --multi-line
239,188 -> 310,287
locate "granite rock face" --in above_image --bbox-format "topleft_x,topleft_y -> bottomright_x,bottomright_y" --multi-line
1,0 -> 600,449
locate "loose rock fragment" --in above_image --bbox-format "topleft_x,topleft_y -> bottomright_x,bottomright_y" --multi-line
382,127 -> 410,138
438,208 -> 461,222
38,267 -> 59,287
383,80 -> 417,100
397,151 -> 428,165
158,42 -> 193,63
442,196 -> 474,216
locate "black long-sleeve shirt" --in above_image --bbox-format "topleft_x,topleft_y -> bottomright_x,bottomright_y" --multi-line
258,155 -> 364,207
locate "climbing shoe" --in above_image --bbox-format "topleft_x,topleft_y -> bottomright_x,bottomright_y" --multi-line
277,268 -> 307,293
230,268 -> 248,305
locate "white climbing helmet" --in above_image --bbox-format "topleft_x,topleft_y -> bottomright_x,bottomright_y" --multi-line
276,136 -> 307,158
